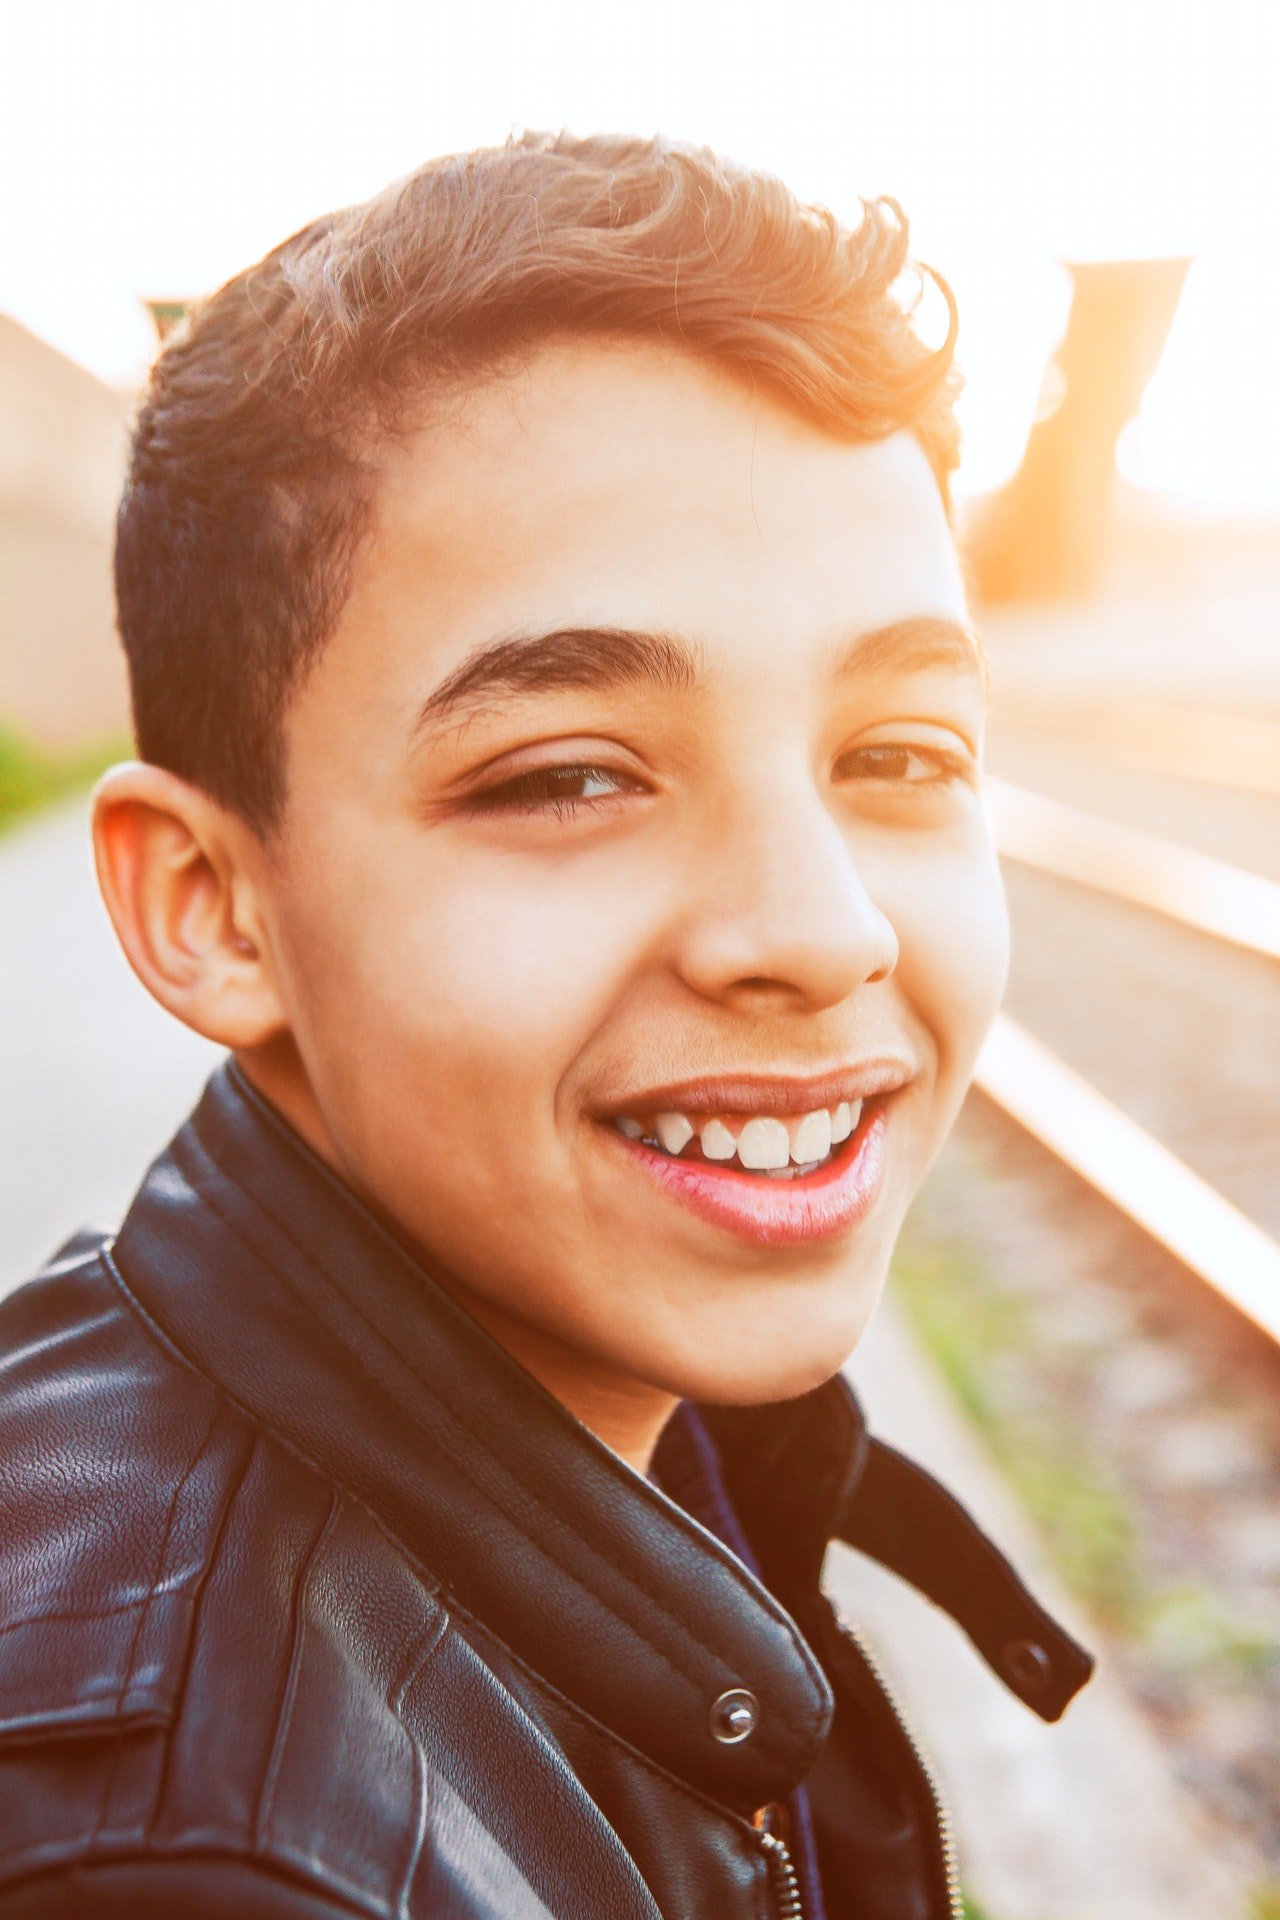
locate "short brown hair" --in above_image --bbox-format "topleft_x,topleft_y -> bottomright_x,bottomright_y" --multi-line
115,130 -> 961,832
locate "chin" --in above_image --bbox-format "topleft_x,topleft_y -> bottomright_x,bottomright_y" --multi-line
659,1312 -> 875,1409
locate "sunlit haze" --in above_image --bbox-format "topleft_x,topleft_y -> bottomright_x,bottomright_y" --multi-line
5,0 -> 1277,505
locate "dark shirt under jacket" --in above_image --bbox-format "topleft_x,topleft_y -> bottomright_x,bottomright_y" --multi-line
0,1063 -> 1092,1918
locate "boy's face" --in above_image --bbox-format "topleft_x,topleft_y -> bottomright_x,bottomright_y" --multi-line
248,343 -> 1007,1416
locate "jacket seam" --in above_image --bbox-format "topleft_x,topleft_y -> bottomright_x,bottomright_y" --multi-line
387,1609 -> 450,1918
174,1118 -> 829,1742
144,1420 -> 260,1848
256,1490 -> 343,1852
88,1397 -> 224,1858
0,1590 -> 198,1641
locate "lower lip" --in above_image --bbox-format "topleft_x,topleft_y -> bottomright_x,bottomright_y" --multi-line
599,1100 -> 889,1248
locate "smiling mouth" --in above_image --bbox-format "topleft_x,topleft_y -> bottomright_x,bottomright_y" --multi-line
598,1092 -> 892,1246
608,1096 -> 864,1180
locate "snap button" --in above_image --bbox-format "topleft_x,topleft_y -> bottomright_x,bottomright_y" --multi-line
709,1687 -> 759,1744
1003,1637 -> 1052,1693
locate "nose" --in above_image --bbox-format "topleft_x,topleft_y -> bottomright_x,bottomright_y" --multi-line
670,772 -> 899,1012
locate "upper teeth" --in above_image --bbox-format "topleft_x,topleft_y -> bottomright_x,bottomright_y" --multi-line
656,1112 -> 695,1155
614,1100 -> 862,1167
791,1109 -> 833,1161
700,1118 -> 738,1161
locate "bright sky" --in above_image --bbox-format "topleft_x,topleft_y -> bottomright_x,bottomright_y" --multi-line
4,0 -> 1277,506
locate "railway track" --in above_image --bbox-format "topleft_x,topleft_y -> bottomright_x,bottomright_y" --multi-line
973,708 -> 1280,1348
975,1012 -> 1280,1345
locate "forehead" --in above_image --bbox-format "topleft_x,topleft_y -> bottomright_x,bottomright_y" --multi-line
331,342 -> 969,706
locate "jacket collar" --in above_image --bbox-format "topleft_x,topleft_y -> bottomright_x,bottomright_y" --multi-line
115,1062 -> 834,1810
113,1063 -> 1090,1813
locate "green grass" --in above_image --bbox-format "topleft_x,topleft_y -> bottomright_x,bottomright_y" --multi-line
891,1235 -> 1144,1633
0,723 -> 129,835
891,1225 -> 1280,1691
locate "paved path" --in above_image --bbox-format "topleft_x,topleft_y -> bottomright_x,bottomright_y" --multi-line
0,794 -> 1251,1917
0,797 -> 219,1292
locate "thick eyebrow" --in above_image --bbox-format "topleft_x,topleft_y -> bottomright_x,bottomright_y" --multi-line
830,615 -> 987,689
411,615 -> 985,740
411,626 -> 700,739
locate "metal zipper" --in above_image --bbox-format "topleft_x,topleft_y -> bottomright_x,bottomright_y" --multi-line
833,1609 -> 964,1920
753,1806 -> 805,1920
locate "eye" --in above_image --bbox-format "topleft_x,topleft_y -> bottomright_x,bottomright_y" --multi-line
837,741 -> 975,787
465,763 -> 645,818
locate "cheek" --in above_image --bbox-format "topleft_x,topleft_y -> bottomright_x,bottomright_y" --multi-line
885,834 -> 1010,1081
274,830 -> 653,1132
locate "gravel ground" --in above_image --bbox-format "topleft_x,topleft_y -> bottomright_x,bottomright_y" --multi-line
899,1099 -> 1280,1893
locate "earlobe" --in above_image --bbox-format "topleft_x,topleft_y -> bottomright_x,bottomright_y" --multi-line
92,762 -> 288,1050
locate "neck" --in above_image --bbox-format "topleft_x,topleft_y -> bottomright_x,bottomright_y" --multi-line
454,1296 -> 680,1478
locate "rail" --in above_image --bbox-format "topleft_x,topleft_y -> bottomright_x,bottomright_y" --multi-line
974,1014 -> 1280,1345
991,691 -> 1280,796
986,778 -> 1280,960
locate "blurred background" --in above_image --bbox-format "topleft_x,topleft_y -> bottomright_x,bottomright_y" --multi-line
1,2 -> 1277,1915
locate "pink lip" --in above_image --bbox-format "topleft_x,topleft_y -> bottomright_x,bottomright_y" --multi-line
596,1060 -> 912,1119
599,1099 -> 889,1247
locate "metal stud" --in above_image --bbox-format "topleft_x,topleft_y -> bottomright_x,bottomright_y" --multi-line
1003,1637 -> 1052,1694
709,1686 -> 759,1744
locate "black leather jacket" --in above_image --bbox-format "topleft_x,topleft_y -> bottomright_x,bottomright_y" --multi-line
0,1064 -> 1092,1918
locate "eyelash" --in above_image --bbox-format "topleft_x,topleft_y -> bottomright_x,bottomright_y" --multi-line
465,765 -> 641,819
466,745 -> 975,820
835,742 -> 977,788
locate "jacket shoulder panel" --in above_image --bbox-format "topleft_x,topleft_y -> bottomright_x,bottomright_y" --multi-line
0,1237 -> 658,1918
157,1484 -> 650,1919
0,1236 -> 255,1745
152,1469 -> 443,1899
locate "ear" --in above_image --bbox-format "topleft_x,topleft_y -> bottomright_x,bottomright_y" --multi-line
92,762 -> 288,1050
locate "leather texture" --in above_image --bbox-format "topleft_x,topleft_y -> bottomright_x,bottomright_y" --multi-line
0,1064 -> 1093,1916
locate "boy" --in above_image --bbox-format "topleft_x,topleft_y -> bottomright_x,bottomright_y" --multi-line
0,132 -> 1092,1917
